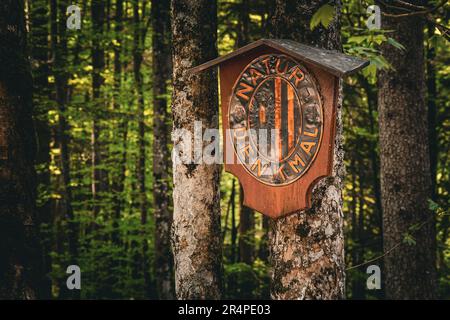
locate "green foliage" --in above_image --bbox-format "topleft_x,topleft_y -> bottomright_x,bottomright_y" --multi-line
28,0 -> 450,300
310,4 -> 335,30
224,261 -> 269,299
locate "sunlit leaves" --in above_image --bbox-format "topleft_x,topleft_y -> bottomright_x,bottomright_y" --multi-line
310,4 -> 335,30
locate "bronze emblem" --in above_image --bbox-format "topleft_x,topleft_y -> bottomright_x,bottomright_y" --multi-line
229,54 -> 324,186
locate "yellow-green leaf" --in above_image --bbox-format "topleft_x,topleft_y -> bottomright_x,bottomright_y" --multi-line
310,4 -> 335,30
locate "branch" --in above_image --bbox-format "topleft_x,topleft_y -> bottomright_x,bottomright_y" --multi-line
379,0 -> 448,18
393,0 -> 427,11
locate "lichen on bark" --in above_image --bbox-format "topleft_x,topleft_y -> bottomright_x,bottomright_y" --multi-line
268,0 -> 345,300
170,0 -> 223,299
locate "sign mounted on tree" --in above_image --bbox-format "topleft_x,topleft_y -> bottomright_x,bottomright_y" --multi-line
190,39 -> 368,219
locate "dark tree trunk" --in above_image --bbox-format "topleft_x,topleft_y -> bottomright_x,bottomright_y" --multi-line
359,75 -> 382,231
152,0 -> 174,300
230,180 -> 237,263
354,158 -> 366,299
30,0 -> 52,299
378,2 -> 438,299
236,0 -> 255,266
258,216 -> 269,262
0,0 -> 43,299
269,0 -> 345,299
91,0 -> 106,218
426,22 -> 437,200
132,0 -> 151,297
51,0 -> 79,299
236,0 -> 250,47
239,186 -> 255,265
350,158 -> 361,299
171,0 -> 223,299
51,0 -> 78,265
111,0 -> 126,246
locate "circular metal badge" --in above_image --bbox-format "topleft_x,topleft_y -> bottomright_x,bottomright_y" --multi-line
229,54 -> 324,186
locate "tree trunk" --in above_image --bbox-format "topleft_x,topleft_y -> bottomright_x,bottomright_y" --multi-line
171,0 -> 223,299
51,0 -> 78,264
30,0 -> 52,298
236,0 -> 255,267
359,75 -> 382,231
355,158 -> 365,299
51,0 -> 79,299
231,179 -> 237,263
91,0 -> 106,218
111,0 -> 125,246
378,2 -> 438,299
239,186 -> 255,265
426,22 -> 437,200
132,0 -> 151,297
152,0 -> 174,300
269,0 -> 345,299
0,0 -> 43,299
350,158 -> 360,299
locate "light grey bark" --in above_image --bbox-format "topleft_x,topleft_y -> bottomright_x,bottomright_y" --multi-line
269,0 -> 345,300
171,0 -> 223,299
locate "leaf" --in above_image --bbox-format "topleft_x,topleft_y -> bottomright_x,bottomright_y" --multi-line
310,4 -> 335,30
372,34 -> 387,45
428,199 -> 440,212
387,37 -> 406,51
402,233 -> 416,246
348,35 -> 368,44
362,62 -> 377,78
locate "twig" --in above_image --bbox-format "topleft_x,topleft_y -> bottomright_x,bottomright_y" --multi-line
393,0 -> 427,11
379,0 -> 448,18
346,210 -> 449,271
346,242 -> 401,270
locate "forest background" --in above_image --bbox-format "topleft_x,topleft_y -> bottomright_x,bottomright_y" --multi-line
1,0 -> 448,299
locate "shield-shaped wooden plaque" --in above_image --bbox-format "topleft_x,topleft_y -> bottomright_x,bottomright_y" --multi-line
190,39 -> 368,219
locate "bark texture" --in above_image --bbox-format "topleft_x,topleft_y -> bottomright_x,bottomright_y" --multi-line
0,0 -> 43,299
378,1 -> 438,299
152,0 -> 174,300
30,0 -> 52,298
268,0 -> 345,300
171,0 -> 223,299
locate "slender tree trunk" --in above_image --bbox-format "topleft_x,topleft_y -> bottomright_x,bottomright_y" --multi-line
378,2 -> 438,299
258,216 -> 269,261
269,0 -> 345,299
350,158 -> 360,299
51,0 -> 78,264
359,76 -> 382,231
51,0 -> 79,299
426,22 -> 437,200
230,180 -> 237,263
239,186 -> 255,265
152,0 -> 174,300
355,158 -> 365,299
171,0 -> 223,299
91,0 -> 106,218
30,0 -> 52,298
111,0 -> 125,245
132,0 -> 151,297
0,0 -> 43,299
236,0 -> 250,47
236,0 -> 255,266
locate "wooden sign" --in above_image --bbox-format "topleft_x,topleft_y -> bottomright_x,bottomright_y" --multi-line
191,39 -> 368,219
